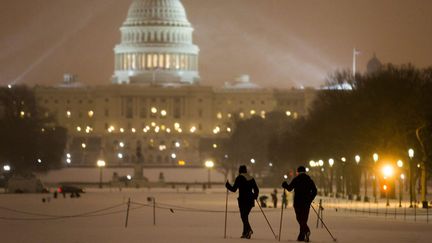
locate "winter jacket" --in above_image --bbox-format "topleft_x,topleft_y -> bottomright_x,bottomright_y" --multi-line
282,172 -> 317,208
226,173 -> 259,208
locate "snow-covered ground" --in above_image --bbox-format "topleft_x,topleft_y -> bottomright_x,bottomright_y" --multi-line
0,187 -> 431,243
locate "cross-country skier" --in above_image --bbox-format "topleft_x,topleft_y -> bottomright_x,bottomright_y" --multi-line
282,166 -> 317,242
226,165 -> 259,239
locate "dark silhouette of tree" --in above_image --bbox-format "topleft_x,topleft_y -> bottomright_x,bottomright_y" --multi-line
0,85 -> 67,175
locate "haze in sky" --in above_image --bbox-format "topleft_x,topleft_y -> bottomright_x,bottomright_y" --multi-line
0,0 -> 431,88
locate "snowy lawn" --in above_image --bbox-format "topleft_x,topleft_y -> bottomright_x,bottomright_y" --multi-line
0,188 -> 431,243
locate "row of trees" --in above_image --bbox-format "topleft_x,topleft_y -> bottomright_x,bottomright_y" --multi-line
213,64 -> 432,192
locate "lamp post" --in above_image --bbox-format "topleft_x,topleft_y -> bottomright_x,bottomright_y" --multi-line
372,153 -> 379,203
408,148 -> 414,208
355,155 -> 361,201
397,160 -> 404,207
205,160 -> 214,188
341,157 -> 347,198
97,160 -> 106,189
329,158 -> 334,196
382,164 -> 394,207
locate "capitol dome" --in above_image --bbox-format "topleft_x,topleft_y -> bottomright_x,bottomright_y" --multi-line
113,0 -> 200,85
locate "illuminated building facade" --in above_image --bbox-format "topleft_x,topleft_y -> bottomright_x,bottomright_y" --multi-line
34,0 -> 316,167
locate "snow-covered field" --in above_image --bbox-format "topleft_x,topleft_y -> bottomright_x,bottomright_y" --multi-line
0,188 -> 431,243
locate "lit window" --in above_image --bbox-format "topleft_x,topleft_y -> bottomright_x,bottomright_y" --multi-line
250,110 -> 256,115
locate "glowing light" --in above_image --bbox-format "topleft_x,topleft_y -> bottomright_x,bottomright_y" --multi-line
66,153 -> 71,158
205,160 -> 214,168
131,128 -> 136,133
341,157 -> 346,162
175,142 -> 180,148
383,185 -> 388,191
227,127 -> 232,132
382,165 -> 394,178
117,153 -> 123,159
190,126 -> 197,133
155,126 -> 160,133
328,158 -> 334,167
161,110 -> 167,116
151,122 -> 156,127
260,111 -> 266,119
269,162 -> 273,167
81,143 -> 86,149
408,148 -> 414,159
3,165 -> 11,171
159,145 -> 166,151
283,175 -> 288,179
397,160 -> 403,168
66,111 -> 71,118
213,143 -> 218,149
250,110 -> 256,115
166,128 -> 171,133
171,153 -> 177,159
88,110 -> 94,117
401,174 -> 405,180
355,155 -> 361,164
250,158 -> 256,164
76,126 -> 82,132
120,128 -> 125,133
119,142 -> 125,148
318,160 -> 324,166
286,111 -> 292,116
37,159 -> 42,163
174,123 -> 180,129
309,160 -> 316,167
216,112 -> 222,119
177,128 -> 182,133
306,167 -> 310,172
178,160 -> 186,166
97,160 -> 106,167
373,153 -> 379,163
7,84 -> 12,89
20,111 -> 25,118
239,112 -> 245,118
151,107 -> 157,114
227,113 -> 232,118
66,158 -> 71,164
126,175 -> 132,180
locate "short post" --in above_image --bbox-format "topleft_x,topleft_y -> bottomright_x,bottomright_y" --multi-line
153,197 -> 156,226
125,197 -> 131,228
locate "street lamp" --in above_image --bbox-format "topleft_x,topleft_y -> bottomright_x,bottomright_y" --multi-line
408,148 -> 414,208
205,160 -> 214,188
97,160 -> 106,189
355,155 -> 362,201
382,164 -> 394,206
372,153 -> 379,202
397,160 -> 404,207
329,159 -> 334,196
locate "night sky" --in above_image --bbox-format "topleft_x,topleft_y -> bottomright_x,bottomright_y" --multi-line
1,0 -> 431,88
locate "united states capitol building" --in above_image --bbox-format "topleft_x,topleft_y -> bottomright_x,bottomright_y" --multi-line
34,0 -> 316,168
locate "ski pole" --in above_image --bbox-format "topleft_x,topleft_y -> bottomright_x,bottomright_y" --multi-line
278,189 -> 286,241
224,189 -> 228,239
311,204 -> 337,242
255,199 -> 277,239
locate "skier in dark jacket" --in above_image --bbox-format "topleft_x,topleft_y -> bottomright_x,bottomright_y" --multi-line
282,166 -> 317,242
226,165 -> 259,239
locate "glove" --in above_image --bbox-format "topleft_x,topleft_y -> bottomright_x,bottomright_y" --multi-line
281,181 -> 288,189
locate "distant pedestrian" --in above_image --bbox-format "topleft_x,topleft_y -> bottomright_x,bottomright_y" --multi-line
282,166 -> 317,242
226,165 -> 259,239
271,189 -> 278,208
282,190 -> 288,208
